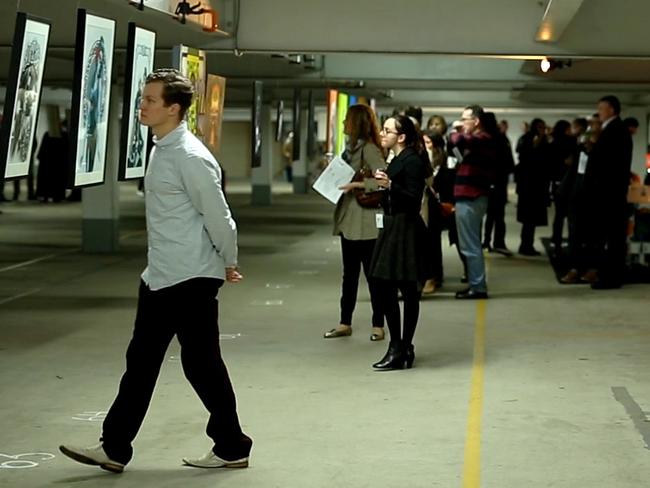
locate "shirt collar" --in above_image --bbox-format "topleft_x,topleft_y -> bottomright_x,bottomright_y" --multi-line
601,115 -> 618,129
153,121 -> 187,147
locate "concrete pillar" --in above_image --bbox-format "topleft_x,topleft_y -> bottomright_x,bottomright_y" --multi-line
81,84 -> 121,253
624,106 -> 648,177
293,107 -> 309,194
251,104 -> 273,205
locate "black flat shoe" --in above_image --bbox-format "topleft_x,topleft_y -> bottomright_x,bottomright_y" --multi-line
455,289 -> 488,300
518,248 -> 541,256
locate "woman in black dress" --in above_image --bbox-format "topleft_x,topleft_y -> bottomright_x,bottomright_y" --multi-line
370,115 -> 432,370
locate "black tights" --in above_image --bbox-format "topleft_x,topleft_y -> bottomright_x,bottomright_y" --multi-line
377,279 -> 421,346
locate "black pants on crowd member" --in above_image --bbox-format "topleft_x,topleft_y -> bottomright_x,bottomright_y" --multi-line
519,223 -> 538,252
566,202 -> 597,272
483,186 -> 508,249
377,280 -> 421,346
339,236 -> 384,328
592,206 -> 628,285
101,278 -> 252,466
551,199 -> 568,249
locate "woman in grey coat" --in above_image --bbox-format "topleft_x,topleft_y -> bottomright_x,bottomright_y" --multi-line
324,104 -> 387,341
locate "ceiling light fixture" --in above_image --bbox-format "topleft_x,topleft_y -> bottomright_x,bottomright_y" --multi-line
540,57 -> 572,73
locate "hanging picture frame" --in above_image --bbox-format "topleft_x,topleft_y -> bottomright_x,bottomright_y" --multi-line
68,9 -> 115,188
201,74 -> 226,155
172,44 -> 207,137
0,13 -> 51,184
251,80 -> 263,168
118,23 -> 156,181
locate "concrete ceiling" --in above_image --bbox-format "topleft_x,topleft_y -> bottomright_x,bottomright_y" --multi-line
1,0 -> 649,109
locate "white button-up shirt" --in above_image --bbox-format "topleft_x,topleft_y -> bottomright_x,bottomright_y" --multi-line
141,121 -> 237,291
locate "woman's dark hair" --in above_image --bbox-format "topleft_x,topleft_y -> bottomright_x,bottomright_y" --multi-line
572,117 -> 588,132
479,112 -> 499,137
423,130 -> 446,150
346,104 -> 381,148
391,114 -> 424,154
552,119 -> 571,139
529,118 -> 546,135
145,68 -> 194,120
426,115 -> 448,135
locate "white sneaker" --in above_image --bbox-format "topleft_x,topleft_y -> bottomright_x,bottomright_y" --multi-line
182,450 -> 249,469
59,443 -> 125,473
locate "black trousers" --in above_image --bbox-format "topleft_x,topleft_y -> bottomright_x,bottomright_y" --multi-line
566,203 -> 597,272
484,192 -> 507,248
519,223 -> 537,251
551,193 -> 568,247
376,279 -> 421,346
340,236 -> 384,327
101,278 -> 252,465
593,207 -> 628,284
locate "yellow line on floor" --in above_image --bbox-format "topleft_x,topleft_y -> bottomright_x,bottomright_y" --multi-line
462,299 -> 487,488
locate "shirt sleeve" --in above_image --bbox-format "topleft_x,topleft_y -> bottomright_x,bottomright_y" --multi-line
362,143 -> 386,192
179,154 -> 238,267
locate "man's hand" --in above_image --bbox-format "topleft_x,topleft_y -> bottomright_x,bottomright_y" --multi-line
226,266 -> 243,283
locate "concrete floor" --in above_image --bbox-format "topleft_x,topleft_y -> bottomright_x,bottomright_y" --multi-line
0,182 -> 649,488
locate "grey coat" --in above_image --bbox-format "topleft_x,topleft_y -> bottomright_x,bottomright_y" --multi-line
332,142 -> 386,240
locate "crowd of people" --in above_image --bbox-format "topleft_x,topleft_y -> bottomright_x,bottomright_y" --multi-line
11,71 -> 640,475
326,95 -> 637,371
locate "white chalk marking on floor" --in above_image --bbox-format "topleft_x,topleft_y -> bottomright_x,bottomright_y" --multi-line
71,411 -> 107,422
0,452 -> 55,469
265,283 -> 295,289
0,249 -> 78,274
220,333 -> 242,340
0,229 -> 143,276
250,300 -> 284,306
294,270 -> 319,276
302,260 -> 329,265
0,288 -> 42,306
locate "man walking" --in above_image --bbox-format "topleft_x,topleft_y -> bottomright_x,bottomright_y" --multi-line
60,69 -> 252,472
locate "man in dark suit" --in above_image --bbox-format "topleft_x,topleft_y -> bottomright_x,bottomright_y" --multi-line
584,95 -> 633,289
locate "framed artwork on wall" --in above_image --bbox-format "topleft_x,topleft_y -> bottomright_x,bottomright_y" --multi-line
119,23 -> 156,181
251,80 -> 263,168
68,9 -> 116,188
201,74 -> 226,155
335,92 -> 348,155
306,90 -> 316,160
325,89 -> 338,156
275,100 -> 284,142
172,44 -> 206,137
0,13 -> 51,184
292,88 -> 301,161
